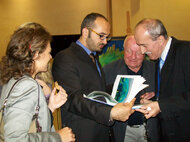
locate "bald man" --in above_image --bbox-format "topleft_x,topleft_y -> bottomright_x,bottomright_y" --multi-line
104,35 -> 158,142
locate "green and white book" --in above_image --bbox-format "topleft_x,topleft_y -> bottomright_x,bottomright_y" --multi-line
83,75 -> 148,109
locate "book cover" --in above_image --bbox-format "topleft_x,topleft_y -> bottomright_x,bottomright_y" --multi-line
112,75 -> 149,103
83,75 -> 148,109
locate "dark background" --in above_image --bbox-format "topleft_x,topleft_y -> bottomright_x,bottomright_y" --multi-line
51,34 -> 80,58
50,35 -> 126,58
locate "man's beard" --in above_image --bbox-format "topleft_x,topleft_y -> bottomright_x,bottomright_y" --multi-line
86,37 -> 105,52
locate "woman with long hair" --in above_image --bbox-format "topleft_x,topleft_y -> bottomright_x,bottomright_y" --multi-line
0,22 -> 75,142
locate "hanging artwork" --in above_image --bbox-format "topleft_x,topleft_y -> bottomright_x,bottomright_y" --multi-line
99,36 -> 125,67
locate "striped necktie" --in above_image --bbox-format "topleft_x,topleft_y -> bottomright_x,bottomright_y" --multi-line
89,53 -> 96,65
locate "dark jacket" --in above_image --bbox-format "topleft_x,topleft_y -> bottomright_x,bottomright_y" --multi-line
52,42 -> 113,142
157,37 -> 190,142
103,58 -> 159,142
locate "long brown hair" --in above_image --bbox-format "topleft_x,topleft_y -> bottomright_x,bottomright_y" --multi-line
0,22 -> 51,84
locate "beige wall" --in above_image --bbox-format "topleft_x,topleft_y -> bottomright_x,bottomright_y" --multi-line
112,0 -> 190,41
0,0 -> 106,58
0,0 -> 190,59
112,0 -> 130,36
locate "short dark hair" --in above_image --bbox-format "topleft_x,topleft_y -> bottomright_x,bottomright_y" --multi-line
80,13 -> 108,35
0,22 -> 51,84
135,18 -> 168,41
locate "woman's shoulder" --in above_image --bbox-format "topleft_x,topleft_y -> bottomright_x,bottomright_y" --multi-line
1,76 -> 39,105
7,75 -> 37,90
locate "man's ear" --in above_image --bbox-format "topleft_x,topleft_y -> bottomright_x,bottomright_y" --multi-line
82,27 -> 89,39
33,51 -> 39,60
158,36 -> 165,46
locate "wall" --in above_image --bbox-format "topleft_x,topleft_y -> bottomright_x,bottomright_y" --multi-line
112,0 -> 190,41
112,0 -> 130,36
0,0 -> 106,58
1,0 -> 190,59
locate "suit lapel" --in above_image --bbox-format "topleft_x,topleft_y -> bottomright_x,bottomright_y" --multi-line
160,38 -> 176,91
71,43 -> 92,63
142,60 -> 153,93
155,59 -> 159,94
70,43 -> 106,88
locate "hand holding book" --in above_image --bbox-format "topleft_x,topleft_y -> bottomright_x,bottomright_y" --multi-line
83,75 -> 148,109
110,98 -> 136,121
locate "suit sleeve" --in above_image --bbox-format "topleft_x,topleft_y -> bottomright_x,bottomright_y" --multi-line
52,52 -> 113,126
4,79 -> 61,142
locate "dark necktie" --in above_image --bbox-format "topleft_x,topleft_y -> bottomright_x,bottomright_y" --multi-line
90,53 -> 97,66
156,58 -> 164,99
90,53 -> 102,76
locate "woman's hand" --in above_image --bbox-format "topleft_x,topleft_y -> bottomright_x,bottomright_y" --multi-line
36,79 -> 51,96
48,85 -> 67,112
57,127 -> 75,142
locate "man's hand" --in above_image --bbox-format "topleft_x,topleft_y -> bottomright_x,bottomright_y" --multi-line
110,98 -> 136,121
140,92 -> 155,99
140,92 -> 155,104
136,101 -> 160,119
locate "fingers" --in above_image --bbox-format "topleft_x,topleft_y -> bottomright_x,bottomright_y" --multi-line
58,127 -> 76,142
145,92 -> 154,99
52,85 -> 67,97
136,101 -> 160,119
131,109 -> 135,114
58,85 -> 66,93
64,127 -> 76,142
51,87 -> 56,95
57,89 -> 68,99
141,92 -> 155,100
140,93 -> 145,99
111,100 -> 136,122
140,99 -> 152,104
144,110 -> 155,119
56,86 -> 67,96
127,98 -> 136,107
140,99 -> 144,104
136,108 -> 149,114
48,87 -> 67,112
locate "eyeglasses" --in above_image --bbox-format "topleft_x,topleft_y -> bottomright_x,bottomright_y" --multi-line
88,28 -> 111,41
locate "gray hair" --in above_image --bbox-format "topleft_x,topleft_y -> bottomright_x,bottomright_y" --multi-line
135,18 -> 168,41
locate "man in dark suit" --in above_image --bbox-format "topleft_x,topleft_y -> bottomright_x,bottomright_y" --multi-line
134,18 -> 190,142
52,13 -> 135,142
104,35 -> 159,142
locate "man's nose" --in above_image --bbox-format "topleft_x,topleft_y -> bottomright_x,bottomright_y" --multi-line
102,38 -> 107,45
131,52 -> 136,59
140,46 -> 147,54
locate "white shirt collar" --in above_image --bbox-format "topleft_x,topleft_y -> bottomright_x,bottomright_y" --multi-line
160,37 -> 172,61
